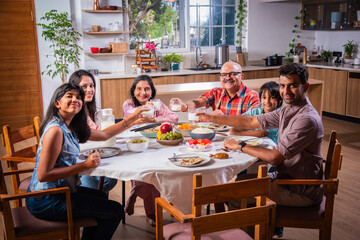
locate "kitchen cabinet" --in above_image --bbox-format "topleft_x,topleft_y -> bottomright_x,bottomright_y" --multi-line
308,67 -> 348,115
100,73 -> 219,118
302,0 -> 360,31
346,72 -> 360,118
100,69 -> 282,118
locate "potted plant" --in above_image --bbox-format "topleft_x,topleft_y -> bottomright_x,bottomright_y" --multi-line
321,50 -> 332,62
164,53 -> 183,70
37,10 -> 82,84
235,0 -> 247,53
343,40 -> 356,59
285,10 -> 304,58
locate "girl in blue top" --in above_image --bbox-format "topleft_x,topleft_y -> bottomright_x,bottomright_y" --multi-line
230,81 -> 282,144
26,83 -> 148,240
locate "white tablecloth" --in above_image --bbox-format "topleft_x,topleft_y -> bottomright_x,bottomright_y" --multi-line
80,129 -> 275,214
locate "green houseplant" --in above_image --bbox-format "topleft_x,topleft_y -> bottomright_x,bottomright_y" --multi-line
164,53 -> 183,70
37,10 -> 82,83
321,50 -> 332,62
285,10 -> 304,58
343,40 -> 356,59
235,0 -> 247,53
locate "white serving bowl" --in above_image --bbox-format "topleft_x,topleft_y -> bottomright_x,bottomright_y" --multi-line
126,138 -> 149,152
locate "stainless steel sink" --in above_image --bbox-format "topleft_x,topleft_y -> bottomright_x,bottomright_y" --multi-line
187,67 -> 218,71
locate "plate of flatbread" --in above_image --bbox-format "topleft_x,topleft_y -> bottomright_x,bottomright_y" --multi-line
81,147 -> 122,158
168,154 -> 211,168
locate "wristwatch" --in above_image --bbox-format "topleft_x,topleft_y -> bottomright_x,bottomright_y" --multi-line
239,141 -> 247,151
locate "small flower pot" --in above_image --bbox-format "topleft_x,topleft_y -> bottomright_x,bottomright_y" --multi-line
171,62 -> 179,70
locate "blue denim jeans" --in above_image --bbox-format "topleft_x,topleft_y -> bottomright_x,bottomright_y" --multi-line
26,186 -> 124,240
80,176 -> 118,193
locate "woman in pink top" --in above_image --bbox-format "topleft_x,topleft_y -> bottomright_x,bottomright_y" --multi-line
123,75 -> 178,226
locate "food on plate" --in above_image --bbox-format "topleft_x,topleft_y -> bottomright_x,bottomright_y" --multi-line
179,157 -> 203,166
247,141 -> 260,146
142,126 -> 160,133
214,153 -> 229,159
160,123 -> 173,134
87,148 -> 107,155
187,138 -> 212,146
128,139 -> 147,143
158,131 -> 182,140
178,123 -> 194,130
186,138 -> 213,151
208,123 -> 228,130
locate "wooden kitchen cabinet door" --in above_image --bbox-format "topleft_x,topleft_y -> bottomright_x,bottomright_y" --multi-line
346,72 -> 360,118
308,67 -> 347,115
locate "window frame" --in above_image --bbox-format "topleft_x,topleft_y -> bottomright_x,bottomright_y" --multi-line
132,0 -> 238,54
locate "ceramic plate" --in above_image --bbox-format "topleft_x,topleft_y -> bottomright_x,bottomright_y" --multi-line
81,147 -> 122,158
228,136 -> 264,147
207,124 -> 230,132
168,154 -> 211,168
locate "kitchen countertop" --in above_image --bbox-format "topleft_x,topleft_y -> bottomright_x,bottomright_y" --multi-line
95,61 -> 360,80
306,62 -> 360,72
96,65 -> 281,79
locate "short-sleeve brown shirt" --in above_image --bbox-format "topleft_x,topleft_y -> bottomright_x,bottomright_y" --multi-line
256,97 -> 324,203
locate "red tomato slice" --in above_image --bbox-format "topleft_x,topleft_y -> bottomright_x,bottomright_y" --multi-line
187,138 -> 198,145
200,139 -> 211,145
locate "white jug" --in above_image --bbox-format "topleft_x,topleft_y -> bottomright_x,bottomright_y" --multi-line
100,108 -> 116,147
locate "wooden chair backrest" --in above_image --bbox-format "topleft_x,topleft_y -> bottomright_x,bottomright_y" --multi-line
191,165 -> 271,240
2,116 -> 40,158
324,130 -> 337,179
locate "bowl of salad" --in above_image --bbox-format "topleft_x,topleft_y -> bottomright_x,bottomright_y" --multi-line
186,138 -> 214,152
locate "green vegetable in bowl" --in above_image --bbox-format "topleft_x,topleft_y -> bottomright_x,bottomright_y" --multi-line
129,139 -> 147,143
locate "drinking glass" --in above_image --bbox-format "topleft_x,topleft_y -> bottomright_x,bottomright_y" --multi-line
170,98 -> 181,112
188,107 -> 206,123
150,99 -> 161,111
141,105 -> 154,118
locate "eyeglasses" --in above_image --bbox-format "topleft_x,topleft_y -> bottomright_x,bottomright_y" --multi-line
219,72 -> 242,78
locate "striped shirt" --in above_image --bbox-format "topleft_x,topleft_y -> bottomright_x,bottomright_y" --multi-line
200,82 -> 259,115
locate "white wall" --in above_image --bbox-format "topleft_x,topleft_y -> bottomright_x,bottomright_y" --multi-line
247,0 -> 314,60
34,0 -> 72,114
247,0 -> 360,61
315,31 -> 360,59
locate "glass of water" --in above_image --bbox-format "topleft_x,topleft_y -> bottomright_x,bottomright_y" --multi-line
141,105 -> 154,118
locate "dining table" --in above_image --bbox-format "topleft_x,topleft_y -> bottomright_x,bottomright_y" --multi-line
79,126 -> 276,214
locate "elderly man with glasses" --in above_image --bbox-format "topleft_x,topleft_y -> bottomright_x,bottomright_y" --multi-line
172,61 -> 259,115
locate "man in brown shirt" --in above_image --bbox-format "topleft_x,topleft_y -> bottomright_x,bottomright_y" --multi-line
198,63 -> 324,206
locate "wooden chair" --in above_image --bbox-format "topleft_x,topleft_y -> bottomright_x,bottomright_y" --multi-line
273,130 -> 342,240
135,41 -> 159,73
1,116 -> 41,207
0,157 -> 97,240
155,165 -> 276,240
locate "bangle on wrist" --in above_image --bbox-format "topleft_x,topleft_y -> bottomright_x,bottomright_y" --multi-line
123,119 -> 128,128
239,141 -> 247,151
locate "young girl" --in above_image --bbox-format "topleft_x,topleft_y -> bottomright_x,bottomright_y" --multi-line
69,70 -> 117,193
26,83 -> 147,239
123,74 -> 178,226
230,81 -> 282,144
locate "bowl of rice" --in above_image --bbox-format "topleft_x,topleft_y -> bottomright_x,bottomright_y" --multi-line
190,127 -> 216,141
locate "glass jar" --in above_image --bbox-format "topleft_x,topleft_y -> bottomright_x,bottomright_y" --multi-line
108,22 -> 114,32
100,108 -> 116,147
113,21 -> 121,31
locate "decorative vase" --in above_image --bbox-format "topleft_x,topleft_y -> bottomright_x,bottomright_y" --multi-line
236,46 -> 242,53
93,0 -> 100,10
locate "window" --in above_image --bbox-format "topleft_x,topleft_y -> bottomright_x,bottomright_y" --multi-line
128,0 -> 236,50
189,0 -> 235,47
